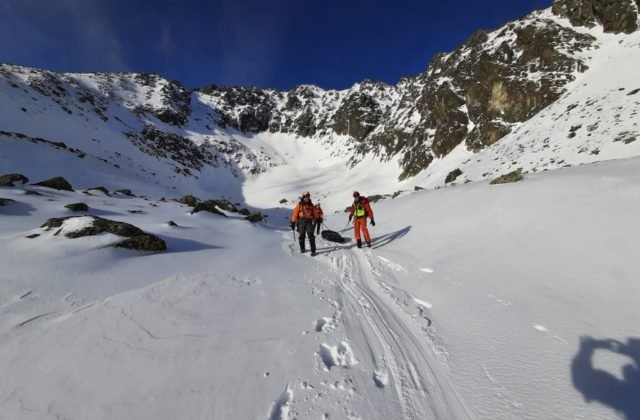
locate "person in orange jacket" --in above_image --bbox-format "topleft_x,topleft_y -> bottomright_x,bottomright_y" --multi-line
313,203 -> 324,235
348,191 -> 375,248
291,191 -> 318,256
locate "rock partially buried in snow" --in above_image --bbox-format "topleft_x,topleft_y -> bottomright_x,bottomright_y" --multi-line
64,203 -> 89,212
179,194 -> 199,207
245,212 -> 264,223
490,168 -> 524,185
445,168 -> 463,184
208,199 -> 237,213
33,176 -> 74,191
40,216 -> 166,251
0,173 -> 29,187
191,200 -> 226,216
114,189 -> 135,197
84,186 -> 110,196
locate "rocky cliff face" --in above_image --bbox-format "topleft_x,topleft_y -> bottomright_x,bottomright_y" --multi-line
552,0 -> 640,33
1,0 -> 638,181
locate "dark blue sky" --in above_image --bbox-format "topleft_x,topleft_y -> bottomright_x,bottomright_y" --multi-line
0,0 -> 552,90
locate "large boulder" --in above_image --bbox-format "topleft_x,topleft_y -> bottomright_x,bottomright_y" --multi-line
40,216 -> 166,251
33,176 -> 74,191
0,173 -> 29,187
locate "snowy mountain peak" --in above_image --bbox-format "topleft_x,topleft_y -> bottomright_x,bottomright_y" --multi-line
1,2 -> 640,199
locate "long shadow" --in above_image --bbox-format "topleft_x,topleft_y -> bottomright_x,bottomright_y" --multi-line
571,336 -> 640,419
0,200 -> 37,216
371,226 -> 412,249
112,236 -> 222,259
313,225 -> 412,255
162,236 -> 223,254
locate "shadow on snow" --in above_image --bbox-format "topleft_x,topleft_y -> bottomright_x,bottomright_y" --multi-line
572,336 -> 640,420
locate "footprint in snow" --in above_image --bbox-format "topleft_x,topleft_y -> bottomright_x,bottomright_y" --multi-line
315,317 -> 337,333
319,341 -> 357,370
373,370 -> 389,388
268,385 -> 293,420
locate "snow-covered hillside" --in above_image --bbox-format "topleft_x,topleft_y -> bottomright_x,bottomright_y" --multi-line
1,0 -> 640,419
1,155 -> 639,419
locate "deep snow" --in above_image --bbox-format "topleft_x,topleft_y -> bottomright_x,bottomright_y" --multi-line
1,155 -> 639,419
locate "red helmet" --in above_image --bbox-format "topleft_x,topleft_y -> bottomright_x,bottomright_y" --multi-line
352,191 -> 360,198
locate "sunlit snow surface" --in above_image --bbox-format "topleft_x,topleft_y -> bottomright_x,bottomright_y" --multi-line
1,8 -> 640,420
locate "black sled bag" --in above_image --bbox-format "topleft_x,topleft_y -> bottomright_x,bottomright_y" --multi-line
321,230 -> 346,243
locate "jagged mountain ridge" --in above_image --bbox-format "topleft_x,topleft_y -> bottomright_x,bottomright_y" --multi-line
1,0 -> 639,188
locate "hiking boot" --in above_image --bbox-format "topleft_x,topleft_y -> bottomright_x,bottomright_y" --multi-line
310,251 -> 317,257
357,239 -> 362,248
366,241 -> 371,248
300,248 -> 306,253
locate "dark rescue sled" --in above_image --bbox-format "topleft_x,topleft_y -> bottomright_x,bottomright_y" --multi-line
321,229 -> 347,244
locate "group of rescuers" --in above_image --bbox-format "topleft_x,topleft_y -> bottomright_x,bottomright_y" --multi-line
290,191 -> 375,256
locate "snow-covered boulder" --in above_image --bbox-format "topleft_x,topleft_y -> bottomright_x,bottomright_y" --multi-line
40,216 -> 166,251
0,173 -> 29,187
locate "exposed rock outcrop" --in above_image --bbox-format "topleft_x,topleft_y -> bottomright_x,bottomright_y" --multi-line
33,176 -> 74,191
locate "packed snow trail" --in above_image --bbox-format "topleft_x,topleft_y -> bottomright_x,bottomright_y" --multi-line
293,233 -> 471,419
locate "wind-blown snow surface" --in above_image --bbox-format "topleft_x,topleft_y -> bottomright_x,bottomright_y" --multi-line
1,155 -> 639,419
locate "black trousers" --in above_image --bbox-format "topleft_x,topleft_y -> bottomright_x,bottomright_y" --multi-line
314,218 -> 323,235
297,220 -> 316,252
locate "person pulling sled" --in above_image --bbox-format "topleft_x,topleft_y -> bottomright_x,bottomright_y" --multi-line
348,191 -> 375,248
313,203 -> 324,235
291,191 -> 318,256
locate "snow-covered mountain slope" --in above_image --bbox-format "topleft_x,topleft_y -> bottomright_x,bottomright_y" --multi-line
1,156 -> 638,419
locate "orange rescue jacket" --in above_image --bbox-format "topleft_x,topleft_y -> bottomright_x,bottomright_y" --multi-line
291,201 -> 316,223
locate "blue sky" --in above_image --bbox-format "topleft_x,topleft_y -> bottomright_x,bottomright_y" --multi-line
0,0 -> 552,90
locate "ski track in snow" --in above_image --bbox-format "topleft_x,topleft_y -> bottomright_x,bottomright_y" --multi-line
308,243 -> 471,419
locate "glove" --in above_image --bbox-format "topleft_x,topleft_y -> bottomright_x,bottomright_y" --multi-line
348,215 -> 353,223
290,222 -> 295,231
370,219 -> 376,226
